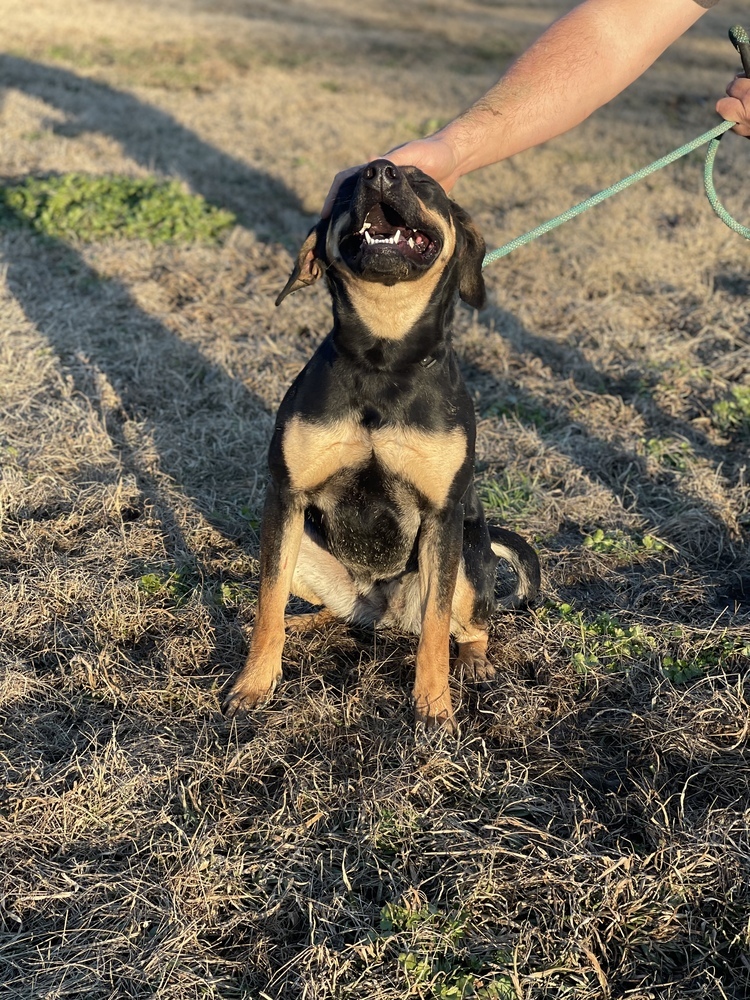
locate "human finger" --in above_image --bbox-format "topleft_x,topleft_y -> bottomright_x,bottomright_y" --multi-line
321,165 -> 363,218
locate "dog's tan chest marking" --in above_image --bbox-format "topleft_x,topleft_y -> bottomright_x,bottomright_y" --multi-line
283,417 -> 465,508
283,416 -> 372,493
371,424 -> 466,508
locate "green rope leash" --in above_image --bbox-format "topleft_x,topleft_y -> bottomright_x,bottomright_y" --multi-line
704,131 -> 750,238
482,24 -> 750,269
482,120 -> 746,268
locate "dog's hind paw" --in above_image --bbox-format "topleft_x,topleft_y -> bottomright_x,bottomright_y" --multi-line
285,608 -> 336,633
453,638 -> 495,683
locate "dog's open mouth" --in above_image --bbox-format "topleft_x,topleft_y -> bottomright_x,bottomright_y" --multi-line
340,201 -> 441,268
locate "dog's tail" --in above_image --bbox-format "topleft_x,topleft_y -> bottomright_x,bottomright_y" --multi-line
489,524 -> 541,609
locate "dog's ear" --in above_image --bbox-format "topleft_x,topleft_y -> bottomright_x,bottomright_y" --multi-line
275,219 -> 329,306
451,202 -> 486,311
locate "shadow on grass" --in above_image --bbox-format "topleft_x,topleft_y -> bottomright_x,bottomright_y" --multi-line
0,54 -> 306,240
460,301 -> 750,610
0,56 -> 310,682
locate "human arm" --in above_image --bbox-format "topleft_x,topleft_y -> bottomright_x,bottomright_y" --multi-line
322,0 -> 712,212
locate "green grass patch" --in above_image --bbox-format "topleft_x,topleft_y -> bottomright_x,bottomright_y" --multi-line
16,38 -> 258,89
545,605 -> 750,681
0,173 -> 235,244
661,635 -> 750,684
218,581 -> 256,607
372,806 -> 419,856
712,386 -> 750,440
642,436 -> 694,471
138,569 -> 194,605
479,472 -> 539,521
483,396 -> 554,431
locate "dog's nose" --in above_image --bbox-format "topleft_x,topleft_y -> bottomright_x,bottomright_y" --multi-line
362,159 -> 402,193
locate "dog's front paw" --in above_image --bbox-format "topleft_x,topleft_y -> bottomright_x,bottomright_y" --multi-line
222,665 -> 282,718
413,687 -> 456,733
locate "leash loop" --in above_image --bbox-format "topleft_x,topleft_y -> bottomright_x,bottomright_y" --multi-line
482,119 -> 747,268
704,133 -> 750,239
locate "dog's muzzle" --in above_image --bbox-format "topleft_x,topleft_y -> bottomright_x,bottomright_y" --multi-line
338,160 -> 442,273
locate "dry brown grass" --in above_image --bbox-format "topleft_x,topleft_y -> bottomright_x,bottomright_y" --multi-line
1,1 -> 750,997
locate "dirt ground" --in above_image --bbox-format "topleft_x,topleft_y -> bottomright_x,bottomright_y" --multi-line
1,1 -> 749,997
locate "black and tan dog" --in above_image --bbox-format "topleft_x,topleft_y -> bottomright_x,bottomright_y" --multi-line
222,159 -> 540,729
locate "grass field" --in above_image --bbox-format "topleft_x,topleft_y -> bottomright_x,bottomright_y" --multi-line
1,1 -> 749,997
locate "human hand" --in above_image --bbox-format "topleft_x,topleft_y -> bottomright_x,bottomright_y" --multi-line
382,135 -> 462,194
321,165 -> 364,218
716,73 -> 750,137
320,133 -> 462,218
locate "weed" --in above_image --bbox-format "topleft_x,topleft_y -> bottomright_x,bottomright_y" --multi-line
218,581 -> 256,607
0,173 -> 235,243
712,386 -> 750,439
662,636 -> 750,684
138,569 -> 193,604
660,656 -> 705,684
642,436 -> 694,470
547,603 -> 750,681
582,527 -> 666,562
372,807 -> 418,855
546,603 -> 656,673
377,902 -> 517,999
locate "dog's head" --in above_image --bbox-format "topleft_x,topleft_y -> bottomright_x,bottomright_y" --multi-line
276,160 -> 486,316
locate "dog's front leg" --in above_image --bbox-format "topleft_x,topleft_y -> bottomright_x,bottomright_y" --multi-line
222,482 -> 304,717
413,505 -> 463,730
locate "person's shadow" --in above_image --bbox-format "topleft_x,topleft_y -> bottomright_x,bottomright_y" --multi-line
0,54 -> 306,239
0,56 -> 318,675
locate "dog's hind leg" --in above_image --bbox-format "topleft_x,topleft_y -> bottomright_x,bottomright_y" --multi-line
450,565 -> 495,681
290,526 -> 385,627
285,608 -> 337,633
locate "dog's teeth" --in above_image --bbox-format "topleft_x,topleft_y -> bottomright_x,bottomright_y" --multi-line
365,230 -> 374,244
408,238 -> 415,249
394,229 -> 401,243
